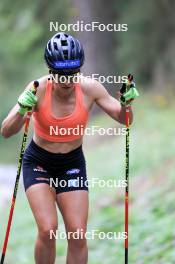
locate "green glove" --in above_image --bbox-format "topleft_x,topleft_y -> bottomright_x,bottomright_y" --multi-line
120,80 -> 139,106
18,89 -> 37,115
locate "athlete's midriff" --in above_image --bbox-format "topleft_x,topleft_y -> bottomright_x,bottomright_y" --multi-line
32,80 -> 89,152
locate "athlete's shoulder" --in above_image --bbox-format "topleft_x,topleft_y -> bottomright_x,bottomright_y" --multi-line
79,75 -> 108,99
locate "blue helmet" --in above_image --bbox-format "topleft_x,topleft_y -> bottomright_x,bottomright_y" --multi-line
44,33 -> 85,74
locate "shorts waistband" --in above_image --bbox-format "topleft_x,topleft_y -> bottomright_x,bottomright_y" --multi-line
30,139 -> 83,159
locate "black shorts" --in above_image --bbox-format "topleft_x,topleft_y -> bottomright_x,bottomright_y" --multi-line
22,139 -> 88,194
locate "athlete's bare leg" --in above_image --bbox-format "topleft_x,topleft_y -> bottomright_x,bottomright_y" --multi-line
57,190 -> 89,264
26,184 -> 58,264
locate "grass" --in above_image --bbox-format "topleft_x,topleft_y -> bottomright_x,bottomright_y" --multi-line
0,93 -> 175,263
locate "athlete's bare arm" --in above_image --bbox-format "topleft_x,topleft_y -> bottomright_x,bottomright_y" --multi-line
1,76 -> 47,138
0,104 -> 26,138
82,78 -> 133,125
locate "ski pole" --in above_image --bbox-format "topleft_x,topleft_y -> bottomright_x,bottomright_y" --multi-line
124,74 -> 133,264
0,80 -> 39,264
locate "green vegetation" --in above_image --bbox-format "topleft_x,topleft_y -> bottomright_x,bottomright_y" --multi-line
0,94 -> 174,263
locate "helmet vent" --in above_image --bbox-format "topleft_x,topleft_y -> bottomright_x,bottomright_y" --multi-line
63,50 -> 68,59
71,41 -> 75,49
54,42 -> 58,50
61,40 -> 68,46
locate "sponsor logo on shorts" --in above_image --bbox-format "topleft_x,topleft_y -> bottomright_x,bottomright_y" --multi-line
33,165 -> 47,173
66,168 -> 80,175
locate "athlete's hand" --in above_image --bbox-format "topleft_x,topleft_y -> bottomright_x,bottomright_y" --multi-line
18,89 -> 37,115
119,78 -> 139,106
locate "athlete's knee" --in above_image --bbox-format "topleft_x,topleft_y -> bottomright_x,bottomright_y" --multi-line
38,223 -> 58,241
67,224 -> 87,250
68,236 -> 87,251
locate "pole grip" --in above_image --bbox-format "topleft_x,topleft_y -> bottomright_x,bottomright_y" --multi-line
25,80 -> 39,131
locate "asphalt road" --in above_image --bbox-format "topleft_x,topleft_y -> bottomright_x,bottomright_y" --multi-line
0,165 -> 23,209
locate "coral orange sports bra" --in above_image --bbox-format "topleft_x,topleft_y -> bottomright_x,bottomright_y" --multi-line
32,80 -> 89,142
